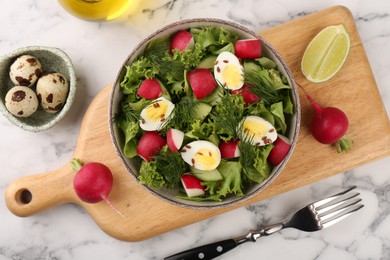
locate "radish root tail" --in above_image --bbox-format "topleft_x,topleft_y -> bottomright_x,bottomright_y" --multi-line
101,195 -> 126,218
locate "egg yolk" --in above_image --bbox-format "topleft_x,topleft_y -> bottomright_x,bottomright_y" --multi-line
243,119 -> 267,138
145,101 -> 168,122
222,64 -> 243,89
194,148 -> 219,170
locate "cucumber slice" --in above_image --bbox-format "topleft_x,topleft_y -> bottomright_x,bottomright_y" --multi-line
197,55 -> 217,69
192,168 -> 223,181
194,102 -> 212,120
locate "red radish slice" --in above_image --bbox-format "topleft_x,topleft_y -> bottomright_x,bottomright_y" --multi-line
137,131 -> 166,162
187,69 -> 216,99
170,30 -> 194,52
181,174 -> 205,197
235,39 -> 262,59
268,135 -> 291,166
219,140 -> 240,159
137,78 -> 163,100
167,128 -> 184,152
232,84 -> 260,104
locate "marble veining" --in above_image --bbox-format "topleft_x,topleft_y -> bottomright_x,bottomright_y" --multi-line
0,0 -> 389,259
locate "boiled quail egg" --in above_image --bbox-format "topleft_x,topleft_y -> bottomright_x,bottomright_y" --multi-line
140,97 -> 175,131
9,55 -> 42,87
181,140 -> 221,171
239,115 -> 277,146
214,51 -> 244,90
5,86 -> 39,117
36,72 -> 69,113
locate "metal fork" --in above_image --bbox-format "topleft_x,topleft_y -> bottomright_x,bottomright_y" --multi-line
164,186 -> 363,260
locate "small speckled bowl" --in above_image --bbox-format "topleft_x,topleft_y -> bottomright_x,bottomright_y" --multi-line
0,46 -> 76,132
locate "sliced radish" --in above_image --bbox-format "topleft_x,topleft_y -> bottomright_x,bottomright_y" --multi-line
137,78 -> 163,100
235,39 -> 262,59
170,30 -> 194,52
219,140 -> 240,159
137,131 -> 166,162
167,128 -> 184,152
268,135 -> 291,166
187,68 -> 216,99
181,173 -> 205,197
232,84 -> 260,104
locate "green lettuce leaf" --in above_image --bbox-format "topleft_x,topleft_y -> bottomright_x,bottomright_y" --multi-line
185,120 -> 216,142
176,193 -> 223,202
217,160 -> 244,197
270,101 -> 287,134
118,120 -> 139,158
253,145 -> 274,179
120,57 -> 159,102
138,146 -> 187,189
138,160 -> 166,188
190,27 -> 239,51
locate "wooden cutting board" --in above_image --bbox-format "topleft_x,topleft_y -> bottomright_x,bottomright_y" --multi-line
5,6 -> 390,242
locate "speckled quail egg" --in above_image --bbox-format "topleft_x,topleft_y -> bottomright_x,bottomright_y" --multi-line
139,97 -> 175,131
181,140 -> 221,171
214,51 -> 244,90
5,86 -> 39,117
36,72 -> 69,113
240,115 -> 277,146
9,55 -> 42,87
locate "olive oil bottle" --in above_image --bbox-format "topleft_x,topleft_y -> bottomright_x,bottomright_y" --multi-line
58,0 -> 136,21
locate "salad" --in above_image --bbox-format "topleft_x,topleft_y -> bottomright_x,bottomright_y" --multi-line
114,26 -> 294,202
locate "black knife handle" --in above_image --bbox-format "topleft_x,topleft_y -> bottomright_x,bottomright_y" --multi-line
164,239 -> 237,260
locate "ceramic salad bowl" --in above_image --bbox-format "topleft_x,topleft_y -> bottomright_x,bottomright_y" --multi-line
109,18 -> 300,209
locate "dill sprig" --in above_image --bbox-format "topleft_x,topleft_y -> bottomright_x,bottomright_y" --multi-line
211,89 -> 245,140
244,71 -> 281,105
170,96 -> 198,130
143,36 -> 185,83
238,134 -> 264,184
113,103 -> 140,125
153,147 -> 187,188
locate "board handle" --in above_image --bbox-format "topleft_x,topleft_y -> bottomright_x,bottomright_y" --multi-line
5,163 -> 77,217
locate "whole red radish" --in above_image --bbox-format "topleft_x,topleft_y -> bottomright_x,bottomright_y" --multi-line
70,158 -> 124,217
232,84 -> 260,104
137,131 -> 166,162
137,78 -> 163,99
187,68 -> 216,99
181,174 -> 205,197
268,135 -> 291,166
301,86 -> 353,152
235,39 -> 262,59
219,140 -> 240,159
170,30 -> 194,52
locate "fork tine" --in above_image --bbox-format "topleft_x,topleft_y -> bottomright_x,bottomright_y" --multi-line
319,197 -> 362,221
316,193 -> 360,216
320,204 -> 364,229
312,186 -> 357,209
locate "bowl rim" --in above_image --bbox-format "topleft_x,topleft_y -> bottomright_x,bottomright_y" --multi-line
109,18 -> 301,209
0,45 -> 77,132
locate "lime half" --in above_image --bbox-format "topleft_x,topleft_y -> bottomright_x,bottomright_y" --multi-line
301,24 -> 350,83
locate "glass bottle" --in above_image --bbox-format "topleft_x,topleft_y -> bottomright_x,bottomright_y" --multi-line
58,0 -> 136,21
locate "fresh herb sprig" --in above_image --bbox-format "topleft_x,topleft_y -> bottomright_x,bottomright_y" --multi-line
113,103 -> 140,125
143,36 -> 185,84
153,147 -> 187,188
169,96 -> 198,130
211,89 -> 245,140
238,134 -> 264,184
244,71 -> 281,106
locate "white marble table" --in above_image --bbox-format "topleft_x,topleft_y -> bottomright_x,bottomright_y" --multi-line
1,0 -> 389,259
